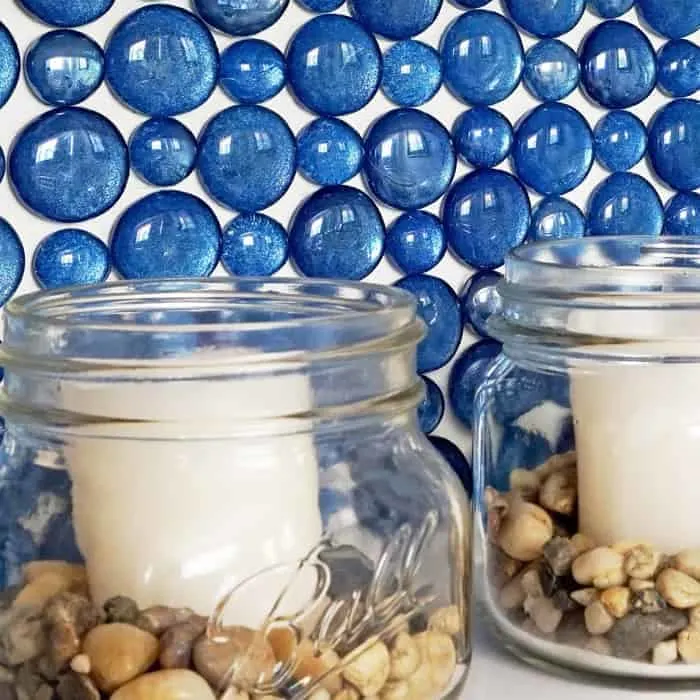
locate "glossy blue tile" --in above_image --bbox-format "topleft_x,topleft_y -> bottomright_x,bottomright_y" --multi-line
460,269 -> 502,338
494,425 -> 553,490
198,105 -> 296,213
386,210 -> 446,274
111,191 -> 221,279
636,0 -> 700,39
364,108 -> 455,210
105,5 -> 219,117
298,0 -> 344,10
527,196 -> 586,241
382,41 -> 442,108
348,0 -> 442,39
219,39 -> 286,105
429,436 -> 472,496
0,24 -> 20,109
665,192 -> 700,236
658,40 -> 700,98
523,39 -> 580,101
290,185 -> 384,280
221,213 -> 288,277
588,0 -> 635,18
504,0 -> 585,38
287,15 -> 381,116
10,107 -> 128,223
594,110 -> 647,172
418,375 -> 444,433
441,11 -> 524,106
0,219 -> 24,306
193,0 -> 289,36
452,107 -> 513,168
17,0 -> 114,27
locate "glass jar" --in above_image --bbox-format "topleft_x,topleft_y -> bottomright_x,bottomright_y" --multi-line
0,278 -> 471,700
475,236 -> 700,683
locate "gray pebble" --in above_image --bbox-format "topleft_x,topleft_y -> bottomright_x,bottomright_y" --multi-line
543,537 -> 577,577
551,589 -> 580,613
0,609 -> 46,666
45,593 -> 101,673
556,610 -> 588,647
608,610 -> 688,660
631,589 -> 667,615
104,596 -> 140,625
57,672 -> 100,700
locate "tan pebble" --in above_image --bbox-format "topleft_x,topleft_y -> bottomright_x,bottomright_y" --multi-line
427,606 -> 461,638
309,689 -> 331,700
497,502 -> 553,562
293,640 -> 342,695
14,573 -> 75,610
629,578 -> 655,593
584,601 -> 615,636
570,588 -> 598,607
521,569 -> 544,598
498,571 -> 527,610
70,653 -> 91,674
219,688 -> 249,700
23,562 -> 86,588
539,466 -> 577,516
652,639 -> 678,665
509,469 -> 541,501
678,627 -> 700,663
266,626 -> 296,663
342,640 -> 390,697
160,618 -> 207,670
333,688 -> 360,700
624,545 -> 662,580
600,587 -> 631,619
405,663 -> 434,700
524,597 -> 562,635
585,636 -> 612,656
533,451 -> 576,480
611,540 -> 648,555
412,631 -> 457,693
689,606 -> 700,628
674,550 -> 700,581
82,623 -> 159,692
111,669 -> 216,700
388,633 -> 420,681
380,680 -> 409,700
570,534 -> 595,557
657,569 -> 700,609
572,548 -> 625,589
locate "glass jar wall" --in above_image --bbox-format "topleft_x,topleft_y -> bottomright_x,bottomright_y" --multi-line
0,279 -> 471,700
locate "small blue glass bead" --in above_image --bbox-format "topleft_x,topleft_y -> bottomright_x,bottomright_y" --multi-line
33,229 -> 110,289
17,0 -> 114,27
417,376 -> 444,433
364,108 -> 455,210
395,274 -> 462,373
528,196 -> 586,241
0,24 -> 20,109
588,0 -> 635,17
444,169 -> 530,270
460,270 -> 502,338
193,0 -> 289,36
429,436 -> 472,496
198,105 -> 296,213
221,213 -> 287,276
111,191 -> 221,279
290,186 -> 384,280
504,0 -> 585,38
287,15 -> 381,117
513,103 -> 593,196
648,99 -> 700,192
524,40 -> 580,101
580,20 -> 657,108
129,118 -> 197,187
382,41 -> 442,108
348,0 -> 442,40
665,192 -> 700,236
10,107 -> 128,223
219,39 -> 286,105
297,0 -> 344,10
386,211 -> 446,274
636,0 -> 700,39
0,219 -> 24,306
441,11 -> 524,106
658,40 -> 700,99
452,107 -> 513,168
297,118 -> 363,186
105,5 -> 219,117
594,110 -> 647,172
587,173 -> 664,236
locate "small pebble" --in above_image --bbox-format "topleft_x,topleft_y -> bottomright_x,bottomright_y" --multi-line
497,502 -> 554,562
624,544 -> 662,580
657,568 -> 700,609
521,569 -> 544,598
584,601 -> 615,636
509,469 -> 541,501
427,606 -> 461,638
56,671 -> 100,700
572,547 -> 626,589
412,631 -> 457,693
678,626 -> 700,663
556,610 -> 588,647
160,618 -> 206,670
629,578 -> 655,593
0,608 -> 46,666
498,573 -> 527,611
525,597 -> 563,635
342,641 -> 391,697
551,589 -> 579,613
539,467 -> 577,516
631,588 -> 667,614
652,639 -> 679,665
570,534 -> 595,557
333,689 -> 360,700
70,654 -> 91,674
534,451 -> 576,480
570,589 -> 598,607
674,550 -> 700,581
585,636 -> 612,656
608,610 -> 688,660
689,606 -> 700,628
600,587 -> 631,619
388,633 -> 420,681
543,537 -> 577,577
111,669 -> 216,700
14,573 -> 75,611
136,606 -> 196,637
104,596 -> 140,625
380,680 -> 408,700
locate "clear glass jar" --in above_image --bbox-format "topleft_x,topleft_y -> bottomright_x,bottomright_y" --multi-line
476,237 -> 700,684
0,278 -> 471,700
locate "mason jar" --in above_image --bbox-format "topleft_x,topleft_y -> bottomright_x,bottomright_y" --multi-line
0,278 -> 471,700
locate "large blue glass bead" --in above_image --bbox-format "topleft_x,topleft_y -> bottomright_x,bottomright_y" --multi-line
298,0 -> 344,10
648,99 -> 700,192
17,0 -> 114,27
594,110 -> 647,172
523,40 -> 580,101
513,103 -> 593,196
460,269 -> 502,338
129,118 -> 197,187
348,0 -> 441,40
289,186 -> 384,280
363,108 -> 455,210
111,191 -> 221,279
665,192 -> 700,236
429,436 -> 472,496
587,173 -> 664,236
395,274 -> 461,373
105,6 -> 218,117
193,0 -> 289,36
219,39 -> 286,105
33,229 -> 110,289
382,41 -> 442,108
636,0 -> 700,39
444,169 -> 530,270
580,20 -> 656,108
297,118 -> 363,186
198,105 -> 296,213
10,107 -> 128,223
658,40 -> 700,99
221,213 -> 287,276
504,0 -> 585,38
287,15 -> 381,117
588,0 -> 634,17
527,195 -> 585,241
441,11 -> 523,106
452,107 -> 513,168
417,375 -> 444,433
0,219 -> 24,306
0,24 -> 20,109
386,210 -> 446,274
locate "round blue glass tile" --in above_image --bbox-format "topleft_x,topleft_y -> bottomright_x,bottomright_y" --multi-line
418,376 -> 444,433
33,229 -> 110,289
0,24 -> 19,109
460,269 -> 502,339
452,107 -> 513,168
441,11 -> 524,106
111,191 -> 221,279
287,15 -> 381,117
658,40 -> 700,98
289,185 -> 384,280
198,105 -> 296,213
594,110 -> 647,172
297,118 -> 363,186
364,108 -> 455,210
0,219 -> 24,306
429,436 -> 472,496
105,5 -> 218,117
528,196 -> 586,241
648,99 -> 700,192
193,0 -> 289,36
504,0 -> 585,38
587,173 -> 664,236
395,274 -> 462,373
219,39 -> 286,105
382,41 -> 442,108
444,169 -> 530,270
524,39 -> 580,101
221,213 -> 287,276
588,0 -> 634,17
348,0 -> 442,40
665,192 -> 700,236
129,118 -> 197,187
10,107 -> 128,223
17,0 -> 114,27
298,0 -> 344,10
636,0 -> 700,39
580,20 -> 657,108
386,210 -> 446,274
513,103 -> 593,195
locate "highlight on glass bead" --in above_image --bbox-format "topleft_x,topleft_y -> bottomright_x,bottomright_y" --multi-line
665,192 -> 700,236
111,191 -> 221,279
417,375 -> 445,433
17,0 -> 114,27
297,117 -> 364,186
657,40 -> 700,99
594,110 -> 647,172
297,0 -> 344,10
636,0 -> 700,39
32,228 -> 110,289
441,10 -> 524,106
0,218 -> 25,306
286,15 -> 381,116
129,118 -> 198,187
193,0 -> 289,36
504,0 -> 585,38
219,39 -> 286,105
105,5 -> 219,117
429,435 -> 472,496
527,195 -> 586,241
523,39 -> 580,101
363,108 -> 456,210
221,213 -> 288,277
385,210 -> 446,274
588,0 -> 635,18
198,105 -> 297,213
348,0 -> 442,39
452,107 -> 513,168
381,40 -> 442,108
460,269 -> 503,338
0,23 -> 20,109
